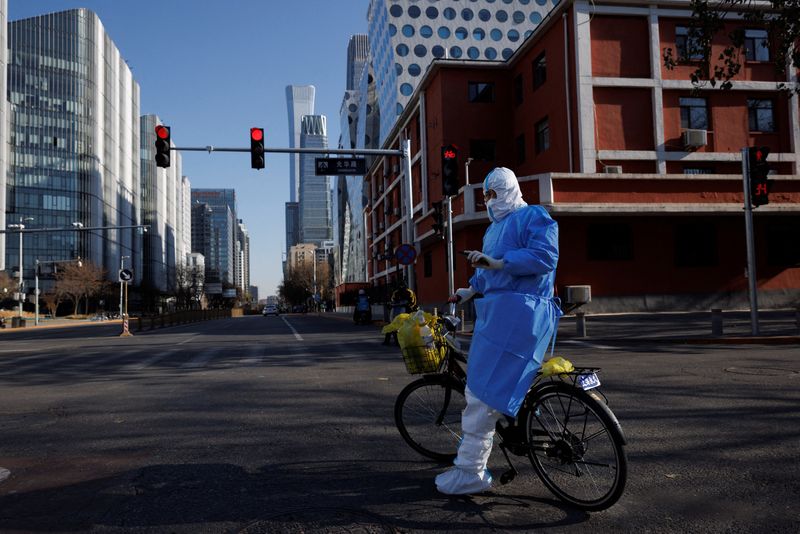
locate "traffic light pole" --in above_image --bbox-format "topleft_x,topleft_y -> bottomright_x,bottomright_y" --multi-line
741,147 -> 759,336
445,195 -> 455,296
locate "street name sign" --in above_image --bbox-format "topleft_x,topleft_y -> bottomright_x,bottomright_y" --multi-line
315,157 -> 366,176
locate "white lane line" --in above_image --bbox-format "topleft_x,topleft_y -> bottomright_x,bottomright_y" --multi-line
558,340 -> 618,351
281,316 -> 303,341
178,335 -> 199,345
238,345 -> 264,365
122,350 -> 177,371
181,349 -> 219,369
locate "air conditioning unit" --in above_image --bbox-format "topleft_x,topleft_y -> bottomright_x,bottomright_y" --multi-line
604,165 -> 623,174
683,129 -> 708,148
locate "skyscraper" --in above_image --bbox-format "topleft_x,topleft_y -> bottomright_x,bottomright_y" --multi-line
140,114 -> 187,293
235,219 -> 250,294
6,8 -> 142,289
298,115 -> 333,247
0,0 -> 8,272
285,85 -> 315,203
367,0 -> 550,145
191,189 -> 236,285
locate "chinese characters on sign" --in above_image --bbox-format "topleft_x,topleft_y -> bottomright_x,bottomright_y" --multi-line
315,157 -> 367,176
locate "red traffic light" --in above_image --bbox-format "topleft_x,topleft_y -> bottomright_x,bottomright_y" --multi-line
444,149 -> 456,159
155,125 -> 169,139
250,128 -> 264,142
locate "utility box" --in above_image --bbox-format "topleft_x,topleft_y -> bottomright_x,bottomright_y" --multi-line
564,285 -> 591,306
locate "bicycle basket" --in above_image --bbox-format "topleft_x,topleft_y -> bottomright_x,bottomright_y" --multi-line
401,344 -> 445,374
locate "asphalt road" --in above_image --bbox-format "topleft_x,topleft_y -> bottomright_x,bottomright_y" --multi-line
0,314 -> 798,533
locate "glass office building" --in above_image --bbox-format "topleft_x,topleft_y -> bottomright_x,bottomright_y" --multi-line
298,115 -> 333,247
0,0 -> 8,272
191,189 -> 236,284
140,114 -> 189,293
6,8 -> 142,288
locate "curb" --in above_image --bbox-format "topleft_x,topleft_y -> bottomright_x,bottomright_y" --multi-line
561,335 -> 800,346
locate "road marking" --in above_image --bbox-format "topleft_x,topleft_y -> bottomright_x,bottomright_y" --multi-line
122,350 -> 176,371
281,316 -> 303,341
181,349 -> 219,369
177,335 -> 198,345
239,345 -> 264,365
558,340 -> 618,351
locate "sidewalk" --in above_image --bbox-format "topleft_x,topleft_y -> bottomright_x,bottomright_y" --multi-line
553,309 -> 799,345
329,308 -> 800,345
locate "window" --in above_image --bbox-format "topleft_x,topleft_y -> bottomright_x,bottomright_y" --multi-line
674,222 -> 718,267
683,167 -> 716,175
468,82 -> 495,103
744,29 -> 769,61
679,97 -> 708,130
514,73 -> 523,105
532,51 -> 546,89
423,251 -> 432,277
515,134 -> 526,164
470,139 -> 496,161
535,117 -> 550,154
747,98 -> 775,132
587,223 -> 633,261
766,220 -> 800,266
676,26 -> 703,60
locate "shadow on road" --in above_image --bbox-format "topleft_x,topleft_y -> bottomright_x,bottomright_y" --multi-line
0,460 -> 590,532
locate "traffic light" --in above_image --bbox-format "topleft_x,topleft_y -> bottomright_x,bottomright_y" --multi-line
154,125 -> 171,168
250,127 -> 265,169
441,144 -> 459,197
748,146 -> 770,207
432,201 -> 444,236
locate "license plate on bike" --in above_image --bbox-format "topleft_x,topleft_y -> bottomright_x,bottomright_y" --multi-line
578,372 -> 601,391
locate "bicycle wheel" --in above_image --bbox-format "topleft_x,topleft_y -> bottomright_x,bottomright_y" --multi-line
524,381 -> 627,511
394,374 -> 466,462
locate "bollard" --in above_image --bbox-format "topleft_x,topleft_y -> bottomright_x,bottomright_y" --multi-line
576,312 -> 587,338
711,308 -> 723,337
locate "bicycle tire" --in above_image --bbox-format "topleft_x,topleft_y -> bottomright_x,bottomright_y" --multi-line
394,374 -> 466,462
523,381 -> 627,511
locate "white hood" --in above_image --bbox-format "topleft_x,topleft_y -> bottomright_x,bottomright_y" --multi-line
483,167 -> 527,223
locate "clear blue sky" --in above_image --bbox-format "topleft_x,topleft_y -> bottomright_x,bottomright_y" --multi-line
9,0 -> 369,297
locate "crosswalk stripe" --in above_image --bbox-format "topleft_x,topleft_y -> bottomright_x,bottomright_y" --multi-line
122,350 -> 178,371
181,349 -> 219,369
238,345 -> 264,365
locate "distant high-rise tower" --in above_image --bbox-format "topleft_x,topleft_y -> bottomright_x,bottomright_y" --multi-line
298,115 -> 332,247
191,189 -> 236,284
346,35 -> 369,91
285,85 -> 315,203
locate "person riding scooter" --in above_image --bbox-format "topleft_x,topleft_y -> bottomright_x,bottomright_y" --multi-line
353,289 -> 372,325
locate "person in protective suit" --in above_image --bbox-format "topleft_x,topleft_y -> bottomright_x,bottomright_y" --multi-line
383,281 -> 418,345
435,167 -> 562,495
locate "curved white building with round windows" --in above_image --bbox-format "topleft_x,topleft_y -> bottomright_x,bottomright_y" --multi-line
368,0 -> 560,145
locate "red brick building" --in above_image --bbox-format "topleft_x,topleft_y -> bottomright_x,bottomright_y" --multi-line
361,0 -> 800,312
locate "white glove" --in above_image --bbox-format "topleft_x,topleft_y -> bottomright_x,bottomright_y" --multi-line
466,250 -> 503,270
449,287 -> 476,304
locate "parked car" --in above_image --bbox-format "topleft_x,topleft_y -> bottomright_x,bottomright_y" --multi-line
262,305 -> 279,316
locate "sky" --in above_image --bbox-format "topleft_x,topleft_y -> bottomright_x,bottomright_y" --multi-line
8,0 -> 370,297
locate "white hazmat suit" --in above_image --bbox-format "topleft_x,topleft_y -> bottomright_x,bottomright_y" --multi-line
436,167 -> 561,495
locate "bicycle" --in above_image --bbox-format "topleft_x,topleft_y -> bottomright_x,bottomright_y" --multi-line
393,305 -> 627,511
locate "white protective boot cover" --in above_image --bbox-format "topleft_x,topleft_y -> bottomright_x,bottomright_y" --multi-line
435,387 -> 501,495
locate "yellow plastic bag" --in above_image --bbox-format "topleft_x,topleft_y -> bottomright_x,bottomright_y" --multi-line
540,356 -> 575,377
381,313 -> 411,334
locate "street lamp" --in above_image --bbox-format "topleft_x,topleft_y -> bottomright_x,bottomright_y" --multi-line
7,216 -> 34,318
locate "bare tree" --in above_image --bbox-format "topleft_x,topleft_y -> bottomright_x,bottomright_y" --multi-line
55,261 -> 106,316
175,263 -> 204,310
41,292 -> 61,318
663,1 -> 800,92
0,270 -> 13,305
278,264 -> 314,306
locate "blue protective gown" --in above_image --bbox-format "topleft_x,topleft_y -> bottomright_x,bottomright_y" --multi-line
467,205 -> 562,416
